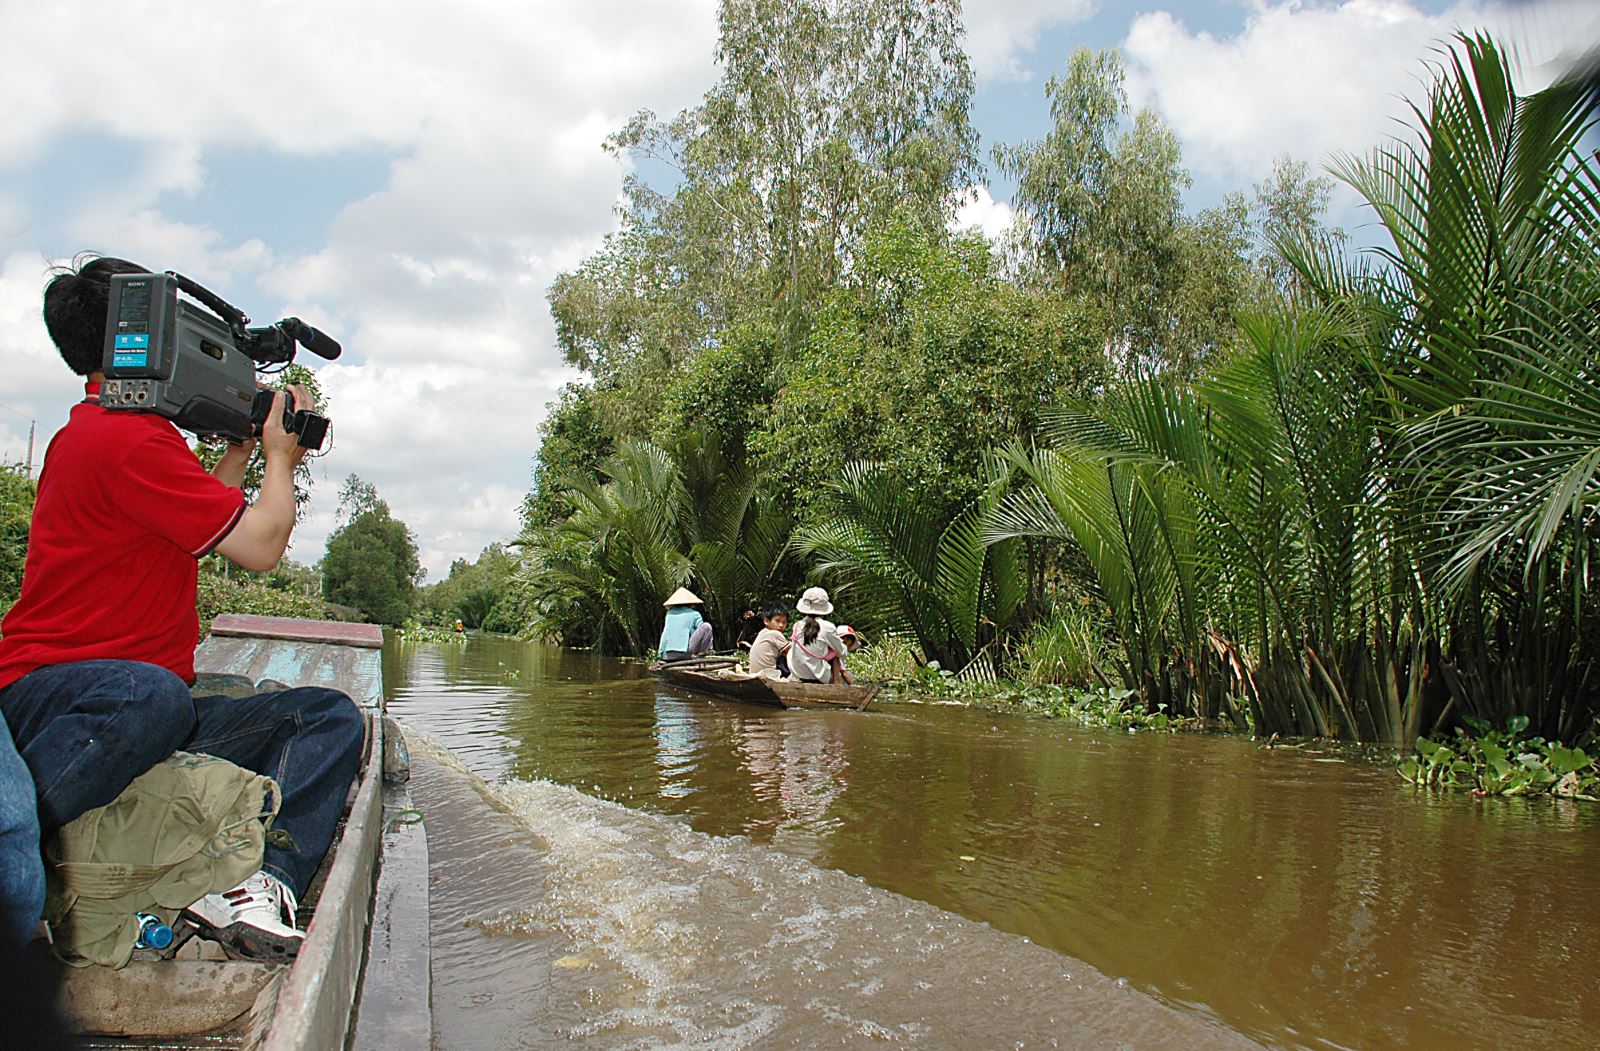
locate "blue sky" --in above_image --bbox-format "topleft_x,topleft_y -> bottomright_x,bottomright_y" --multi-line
0,0 -> 1593,578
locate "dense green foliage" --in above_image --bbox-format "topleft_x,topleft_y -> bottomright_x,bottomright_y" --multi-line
417,543 -> 523,632
790,459 -> 1023,669
545,0 -> 978,447
0,462 -> 36,618
196,571 -> 331,635
522,432 -> 790,652
761,219 -> 1103,513
322,475 -> 422,625
523,12 -> 1599,770
985,35 -> 1600,746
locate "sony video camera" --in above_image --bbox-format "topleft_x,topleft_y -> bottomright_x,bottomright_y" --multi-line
98,271 -> 340,449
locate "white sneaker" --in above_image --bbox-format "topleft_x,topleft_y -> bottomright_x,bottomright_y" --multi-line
182,870 -> 304,960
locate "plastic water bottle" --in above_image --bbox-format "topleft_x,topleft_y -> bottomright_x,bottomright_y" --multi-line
134,912 -> 173,951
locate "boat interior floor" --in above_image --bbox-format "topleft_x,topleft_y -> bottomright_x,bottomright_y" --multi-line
49,786 -> 353,1048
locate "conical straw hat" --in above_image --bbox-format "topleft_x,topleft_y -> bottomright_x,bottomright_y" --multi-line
663,587 -> 704,607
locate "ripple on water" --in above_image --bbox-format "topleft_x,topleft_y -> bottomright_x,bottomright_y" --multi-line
410,733 -> 1258,1050
391,637 -> 1600,1051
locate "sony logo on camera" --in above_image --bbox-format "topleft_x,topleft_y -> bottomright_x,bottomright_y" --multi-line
99,271 -> 339,450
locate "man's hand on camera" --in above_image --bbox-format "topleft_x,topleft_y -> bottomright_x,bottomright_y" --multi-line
215,384 -> 311,573
260,386 -> 311,469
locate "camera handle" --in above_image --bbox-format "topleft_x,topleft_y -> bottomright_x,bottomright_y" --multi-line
167,272 -> 252,342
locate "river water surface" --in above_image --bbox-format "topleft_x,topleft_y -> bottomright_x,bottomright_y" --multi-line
383,635 -> 1600,1049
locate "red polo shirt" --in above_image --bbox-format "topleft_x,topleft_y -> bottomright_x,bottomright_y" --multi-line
0,383 -> 246,689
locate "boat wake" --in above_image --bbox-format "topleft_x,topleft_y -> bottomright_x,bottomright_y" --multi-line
408,731 -> 1258,1050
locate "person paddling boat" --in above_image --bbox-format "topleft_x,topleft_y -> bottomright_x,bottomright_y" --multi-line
658,587 -> 714,662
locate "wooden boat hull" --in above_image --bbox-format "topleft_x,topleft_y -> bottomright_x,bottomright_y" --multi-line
653,662 -> 879,711
770,678 -> 880,711
53,614 -> 430,1051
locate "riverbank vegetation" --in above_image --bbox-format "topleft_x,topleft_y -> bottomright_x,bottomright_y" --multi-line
505,2 -> 1600,765
0,462 -> 36,620
320,474 -> 423,625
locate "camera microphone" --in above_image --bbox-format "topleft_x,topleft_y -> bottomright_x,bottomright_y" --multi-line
283,318 -> 342,360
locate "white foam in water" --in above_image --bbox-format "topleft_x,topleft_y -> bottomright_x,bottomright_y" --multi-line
410,733 -> 1257,1049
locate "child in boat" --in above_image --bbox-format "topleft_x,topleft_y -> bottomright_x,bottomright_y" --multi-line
836,624 -> 862,670
658,587 -> 714,661
746,605 -> 791,679
788,587 -> 855,685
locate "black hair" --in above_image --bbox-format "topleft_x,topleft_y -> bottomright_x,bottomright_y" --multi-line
42,254 -> 149,375
760,604 -> 788,622
800,614 -> 821,646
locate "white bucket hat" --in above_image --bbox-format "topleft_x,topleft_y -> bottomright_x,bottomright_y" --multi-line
796,587 -> 833,615
663,587 -> 703,607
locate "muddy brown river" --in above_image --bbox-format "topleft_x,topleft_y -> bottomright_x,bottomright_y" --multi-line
383,634 -> 1600,1049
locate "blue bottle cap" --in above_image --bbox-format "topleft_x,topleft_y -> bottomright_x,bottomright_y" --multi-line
137,914 -> 174,950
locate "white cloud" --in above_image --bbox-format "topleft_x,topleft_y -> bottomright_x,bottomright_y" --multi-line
0,0 -> 721,577
952,185 -> 1015,242
0,252 -> 80,472
963,0 -> 1098,80
1122,0 -> 1600,186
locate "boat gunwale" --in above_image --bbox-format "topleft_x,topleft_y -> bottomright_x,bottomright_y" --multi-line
259,714 -> 385,1050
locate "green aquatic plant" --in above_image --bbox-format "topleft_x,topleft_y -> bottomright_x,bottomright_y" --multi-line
1399,716 -> 1600,799
986,684 -> 1181,732
1007,603 -> 1119,689
395,619 -> 467,645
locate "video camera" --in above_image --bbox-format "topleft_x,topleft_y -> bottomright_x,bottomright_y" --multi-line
98,272 -> 340,449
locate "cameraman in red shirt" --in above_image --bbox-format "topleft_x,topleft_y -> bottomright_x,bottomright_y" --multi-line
0,255 -> 364,960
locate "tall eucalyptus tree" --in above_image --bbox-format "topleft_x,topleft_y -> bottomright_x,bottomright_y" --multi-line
549,0 -> 979,403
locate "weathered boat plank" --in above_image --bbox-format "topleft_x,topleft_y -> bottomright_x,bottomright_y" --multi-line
195,635 -> 384,709
654,663 -> 784,705
770,679 -> 880,711
259,719 -> 385,1051
210,615 -> 384,649
350,777 -> 433,1051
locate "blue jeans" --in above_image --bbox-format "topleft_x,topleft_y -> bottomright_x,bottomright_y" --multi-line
0,710 -> 43,946
0,660 -> 365,897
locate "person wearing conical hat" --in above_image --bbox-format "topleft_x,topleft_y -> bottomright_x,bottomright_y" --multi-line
658,587 -> 714,662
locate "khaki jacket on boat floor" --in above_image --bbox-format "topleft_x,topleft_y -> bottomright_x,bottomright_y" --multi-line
44,751 -> 281,968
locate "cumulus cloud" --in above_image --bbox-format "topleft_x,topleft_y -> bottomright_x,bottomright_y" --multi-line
0,0 -> 721,576
952,185 -> 1015,242
963,0 -> 1098,80
1121,0 -> 1600,186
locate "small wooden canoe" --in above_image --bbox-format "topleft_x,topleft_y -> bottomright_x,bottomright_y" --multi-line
52,614 -> 430,1051
652,661 -> 879,711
